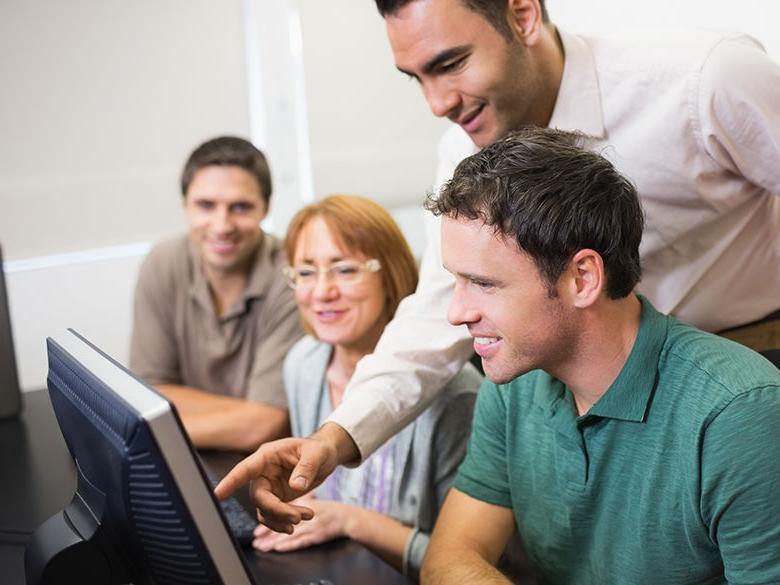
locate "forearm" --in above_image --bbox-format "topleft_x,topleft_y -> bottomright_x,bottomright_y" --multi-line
186,403 -> 289,451
422,489 -> 516,585
311,422 -> 360,467
343,506 -> 413,573
422,545 -> 512,585
159,384 -> 290,451
156,384 -> 228,415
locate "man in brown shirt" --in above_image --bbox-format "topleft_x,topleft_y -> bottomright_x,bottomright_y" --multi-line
130,136 -> 303,451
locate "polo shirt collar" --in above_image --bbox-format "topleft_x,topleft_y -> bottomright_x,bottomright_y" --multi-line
548,29 -> 606,139
587,296 -> 669,422
187,234 -> 271,320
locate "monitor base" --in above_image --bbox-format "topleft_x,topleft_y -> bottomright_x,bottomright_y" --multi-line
25,498 -> 129,585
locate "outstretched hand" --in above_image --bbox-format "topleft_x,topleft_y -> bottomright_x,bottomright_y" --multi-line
214,423 -> 358,534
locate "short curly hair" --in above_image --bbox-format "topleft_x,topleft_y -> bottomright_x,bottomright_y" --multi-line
426,126 -> 644,299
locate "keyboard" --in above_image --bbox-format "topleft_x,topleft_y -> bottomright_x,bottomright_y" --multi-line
208,478 -> 258,545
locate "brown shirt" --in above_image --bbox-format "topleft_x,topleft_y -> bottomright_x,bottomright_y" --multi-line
129,234 -> 303,408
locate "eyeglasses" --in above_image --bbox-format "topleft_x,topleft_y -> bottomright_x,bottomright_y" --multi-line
283,259 -> 381,289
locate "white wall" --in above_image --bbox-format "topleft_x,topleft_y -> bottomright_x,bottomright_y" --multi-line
298,0 -> 448,208
547,0 -> 778,58
5,248 -> 147,390
0,0 -> 252,260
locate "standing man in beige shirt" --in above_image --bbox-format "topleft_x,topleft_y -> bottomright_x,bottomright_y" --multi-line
130,136 -> 303,452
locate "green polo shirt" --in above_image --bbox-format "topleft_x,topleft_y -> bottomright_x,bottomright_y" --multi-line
455,296 -> 780,585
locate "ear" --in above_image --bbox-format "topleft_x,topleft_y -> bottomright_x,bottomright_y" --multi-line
506,0 -> 544,46
562,249 -> 605,309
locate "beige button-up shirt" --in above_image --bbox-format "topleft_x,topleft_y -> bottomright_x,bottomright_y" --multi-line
129,233 -> 303,408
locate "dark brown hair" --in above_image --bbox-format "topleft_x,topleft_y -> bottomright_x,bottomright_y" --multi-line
426,126 -> 643,299
180,136 -> 272,205
375,0 -> 549,40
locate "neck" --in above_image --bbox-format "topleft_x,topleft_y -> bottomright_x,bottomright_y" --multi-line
327,346 -> 366,408
327,318 -> 387,407
531,23 -> 565,127
553,294 -> 642,415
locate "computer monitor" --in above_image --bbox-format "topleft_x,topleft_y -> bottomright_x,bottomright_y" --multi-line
0,244 -> 22,419
25,329 -> 254,585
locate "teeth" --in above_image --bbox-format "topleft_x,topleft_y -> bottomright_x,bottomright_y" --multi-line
474,337 -> 498,345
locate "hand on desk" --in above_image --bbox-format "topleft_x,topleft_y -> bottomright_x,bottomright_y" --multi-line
253,496 -> 350,552
214,423 -> 358,534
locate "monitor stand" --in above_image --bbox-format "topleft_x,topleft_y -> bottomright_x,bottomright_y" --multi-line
25,469 -> 129,585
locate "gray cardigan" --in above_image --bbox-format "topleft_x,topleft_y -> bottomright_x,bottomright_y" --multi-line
283,336 -> 481,579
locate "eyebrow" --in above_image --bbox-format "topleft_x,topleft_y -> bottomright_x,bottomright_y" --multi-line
443,263 -> 501,286
397,45 -> 471,77
295,255 -> 348,265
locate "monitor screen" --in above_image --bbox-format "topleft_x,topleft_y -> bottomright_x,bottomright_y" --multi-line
26,329 -> 254,585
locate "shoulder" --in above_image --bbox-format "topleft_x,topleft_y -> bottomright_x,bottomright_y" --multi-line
258,232 -> 288,268
698,32 -> 770,82
141,235 -> 189,269
694,33 -> 776,125
136,235 -> 191,290
662,322 -> 780,407
253,232 -> 294,299
582,29 -> 757,83
284,336 -> 329,368
283,336 -> 330,385
251,232 -> 290,288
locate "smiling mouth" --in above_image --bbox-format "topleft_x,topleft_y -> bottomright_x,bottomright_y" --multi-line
456,104 -> 486,132
472,334 -> 501,358
207,239 -> 239,254
316,309 -> 346,320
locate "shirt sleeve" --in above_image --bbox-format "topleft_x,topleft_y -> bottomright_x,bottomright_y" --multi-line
128,248 -> 181,385
700,385 -> 780,584
453,380 -> 513,508
324,132 -> 475,460
697,34 -> 780,195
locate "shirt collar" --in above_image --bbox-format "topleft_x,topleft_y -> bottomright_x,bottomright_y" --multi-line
187,234 -> 271,320
547,29 -> 606,139
587,295 -> 669,422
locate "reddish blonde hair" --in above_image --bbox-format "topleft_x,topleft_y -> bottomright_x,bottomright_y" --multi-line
285,195 -> 418,325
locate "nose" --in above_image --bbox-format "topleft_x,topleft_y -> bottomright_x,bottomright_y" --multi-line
312,270 -> 338,301
213,205 -> 234,233
423,79 -> 460,119
447,283 -> 478,327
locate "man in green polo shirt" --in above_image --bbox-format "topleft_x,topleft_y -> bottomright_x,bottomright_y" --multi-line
422,127 -> 780,584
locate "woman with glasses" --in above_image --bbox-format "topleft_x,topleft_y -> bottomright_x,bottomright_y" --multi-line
252,194 -> 481,579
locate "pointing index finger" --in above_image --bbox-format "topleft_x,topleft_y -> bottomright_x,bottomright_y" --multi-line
213,450 -> 265,500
